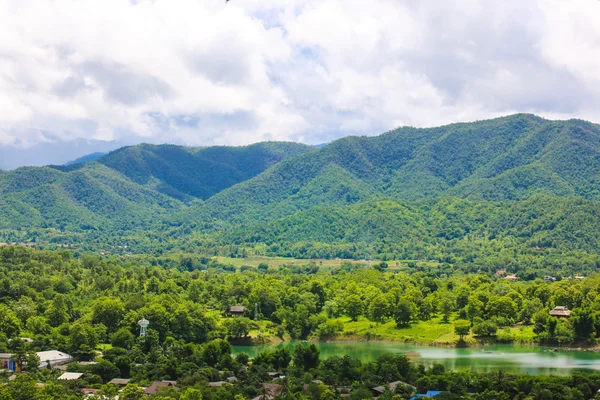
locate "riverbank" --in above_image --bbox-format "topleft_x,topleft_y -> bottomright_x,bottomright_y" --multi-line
241,315 -> 599,350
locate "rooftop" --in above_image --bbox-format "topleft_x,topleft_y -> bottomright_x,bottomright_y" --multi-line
410,391 -> 442,400
109,378 -> 130,385
208,381 -> 229,387
37,350 -> 73,364
145,381 -> 180,395
550,306 -> 572,317
58,372 -> 84,381
373,380 -> 416,394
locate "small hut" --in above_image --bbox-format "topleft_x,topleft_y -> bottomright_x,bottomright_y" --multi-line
229,306 -> 246,316
550,306 -> 571,318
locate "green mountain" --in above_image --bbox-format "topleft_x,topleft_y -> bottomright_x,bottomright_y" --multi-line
0,163 -> 181,232
91,141 -> 314,201
0,142 -> 314,233
2,114 -> 600,271
184,114 -> 600,226
64,152 -> 106,166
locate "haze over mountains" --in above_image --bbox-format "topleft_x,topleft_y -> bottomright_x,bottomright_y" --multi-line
0,137 -> 131,170
1,114 -> 600,265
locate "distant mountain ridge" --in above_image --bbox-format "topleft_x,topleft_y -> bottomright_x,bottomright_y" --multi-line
183,114 -> 600,227
0,141 -> 314,233
2,114 -> 600,264
64,152 -> 106,166
0,138 -> 129,170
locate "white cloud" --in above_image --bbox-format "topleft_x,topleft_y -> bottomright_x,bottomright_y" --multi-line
0,0 -> 599,148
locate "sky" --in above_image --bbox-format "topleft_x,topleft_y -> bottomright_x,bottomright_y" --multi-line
1,0 -> 599,148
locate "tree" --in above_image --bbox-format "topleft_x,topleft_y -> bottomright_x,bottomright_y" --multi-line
454,319 -> 471,340
69,322 -> 99,360
92,297 -> 125,333
440,297 -> 454,323
293,343 -> 320,371
2,374 -> 39,400
394,299 -> 413,327
87,359 -> 120,383
345,295 -> 363,322
45,294 -> 69,327
519,298 -> 543,324
373,262 -> 388,272
180,388 -> 203,400
368,294 -> 393,323
0,305 -> 21,338
487,296 -> 517,321
224,317 -> 256,338
111,328 -> 135,349
376,354 -> 410,382
13,296 -> 37,325
121,384 -> 146,400
466,297 -> 484,321
555,322 -> 574,345
114,355 -> 132,378
473,320 -> 498,337
26,316 -> 51,335
257,263 -> 269,273
572,309 -> 596,342
202,339 -> 232,367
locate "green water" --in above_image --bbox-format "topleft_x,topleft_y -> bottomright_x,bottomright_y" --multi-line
233,341 -> 600,375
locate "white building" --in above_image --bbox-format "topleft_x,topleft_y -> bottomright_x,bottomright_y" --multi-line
58,372 -> 83,380
36,350 -> 73,367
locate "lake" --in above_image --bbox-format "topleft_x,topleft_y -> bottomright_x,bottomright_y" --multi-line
233,341 -> 600,375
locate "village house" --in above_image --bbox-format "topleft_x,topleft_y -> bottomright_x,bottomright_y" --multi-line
0,353 -> 16,372
550,306 -> 572,318
208,381 -> 231,388
411,391 -> 442,399
108,378 -> 130,386
504,274 -> 518,282
145,380 -> 180,395
58,372 -> 84,381
251,383 -> 283,400
373,380 -> 416,396
37,350 -> 73,367
229,305 -> 246,316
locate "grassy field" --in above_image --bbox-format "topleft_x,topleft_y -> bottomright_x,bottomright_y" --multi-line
330,315 -> 537,346
333,315 -> 457,344
214,256 -> 441,271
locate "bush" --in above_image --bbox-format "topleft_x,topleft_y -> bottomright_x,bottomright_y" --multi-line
473,321 -> 498,337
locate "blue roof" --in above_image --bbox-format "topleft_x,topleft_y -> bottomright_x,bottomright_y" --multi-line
410,391 -> 442,400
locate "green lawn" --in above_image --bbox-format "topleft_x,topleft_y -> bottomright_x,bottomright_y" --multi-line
97,343 -> 113,352
330,315 -> 537,346
333,315 -> 455,344
214,256 -> 440,271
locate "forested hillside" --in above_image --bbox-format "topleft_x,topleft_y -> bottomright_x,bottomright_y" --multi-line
2,247 -> 600,399
0,142 -> 313,233
1,114 -> 600,273
189,114 -> 600,226
89,142 -> 314,201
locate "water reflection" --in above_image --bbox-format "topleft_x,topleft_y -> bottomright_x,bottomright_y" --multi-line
232,342 -> 600,375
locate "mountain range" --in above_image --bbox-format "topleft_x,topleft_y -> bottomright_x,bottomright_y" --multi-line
1,114 -> 600,270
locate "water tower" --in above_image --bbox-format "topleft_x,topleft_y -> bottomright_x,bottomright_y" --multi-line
138,318 -> 149,342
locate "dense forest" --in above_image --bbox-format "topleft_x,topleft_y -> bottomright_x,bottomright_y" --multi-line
2,247 -> 600,398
